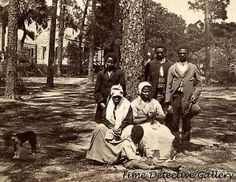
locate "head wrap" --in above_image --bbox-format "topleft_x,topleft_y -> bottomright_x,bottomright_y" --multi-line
110,84 -> 123,98
106,84 -> 130,130
138,82 -> 152,94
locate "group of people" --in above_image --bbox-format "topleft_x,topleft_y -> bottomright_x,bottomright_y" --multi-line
86,46 -> 202,167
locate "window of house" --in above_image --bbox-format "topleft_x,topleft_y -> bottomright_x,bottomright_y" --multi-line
42,46 -> 46,60
31,48 -> 34,58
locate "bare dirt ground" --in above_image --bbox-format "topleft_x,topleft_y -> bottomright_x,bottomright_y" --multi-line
0,77 -> 235,182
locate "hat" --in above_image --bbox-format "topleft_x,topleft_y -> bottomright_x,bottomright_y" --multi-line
138,82 -> 152,94
110,85 -> 123,97
185,102 -> 201,118
190,103 -> 201,117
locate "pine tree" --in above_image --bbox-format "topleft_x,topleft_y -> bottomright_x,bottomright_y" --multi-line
46,0 -> 58,88
5,0 -> 18,99
120,0 -> 145,99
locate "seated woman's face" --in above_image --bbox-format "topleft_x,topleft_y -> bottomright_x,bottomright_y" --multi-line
112,96 -> 122,105
141,86 -> 152,102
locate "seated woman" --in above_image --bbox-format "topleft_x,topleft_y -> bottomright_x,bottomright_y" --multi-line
86,85 -> 133,164
131,82 -> 175,160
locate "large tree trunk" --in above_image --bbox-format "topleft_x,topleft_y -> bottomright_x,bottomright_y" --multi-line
120,0 -> 145,100
57,0 -> 65,77
5,0 -> 18,99
76,0 -> 90,76
46,0 -> 58,88
88,0 -> 96,82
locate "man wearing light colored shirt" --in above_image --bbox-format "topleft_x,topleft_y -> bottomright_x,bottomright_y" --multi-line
165,47 -> 202,152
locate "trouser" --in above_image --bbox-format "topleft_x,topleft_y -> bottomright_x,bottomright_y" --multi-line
154,87 -> 165,104
171,93 -> 191,143
155,90 -> 174,130
165,112 -> 173,131
152,87 -> 173,127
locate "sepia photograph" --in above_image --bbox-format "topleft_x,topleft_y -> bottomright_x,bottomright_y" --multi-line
0,0 -> 236,181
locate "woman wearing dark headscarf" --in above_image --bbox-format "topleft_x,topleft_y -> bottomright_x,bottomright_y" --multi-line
94,52 -> 126,123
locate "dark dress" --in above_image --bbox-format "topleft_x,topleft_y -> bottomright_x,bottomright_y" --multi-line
94,68 -> 126,122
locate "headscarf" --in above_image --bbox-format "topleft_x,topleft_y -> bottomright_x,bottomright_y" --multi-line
110,85 -> 123,98
106,85 -> 130,129
138,81 -> 152,94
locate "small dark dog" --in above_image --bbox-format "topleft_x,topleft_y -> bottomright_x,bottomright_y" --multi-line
3,131 -> 37,159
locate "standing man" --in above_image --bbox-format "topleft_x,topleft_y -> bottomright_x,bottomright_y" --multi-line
144,51 -> 153,80
145,46 -> 173,103
165,47 -> 202,152
145,46 -> 174,127
94,52 -> 126,123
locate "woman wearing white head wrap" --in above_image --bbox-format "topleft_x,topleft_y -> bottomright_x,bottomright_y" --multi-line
105,85 -> 130,130
131,81 -> 175,160
86,85 -> 133,164
138,81 -> 152,94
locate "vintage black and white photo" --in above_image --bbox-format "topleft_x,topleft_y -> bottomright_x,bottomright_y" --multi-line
0,0 -> 236,181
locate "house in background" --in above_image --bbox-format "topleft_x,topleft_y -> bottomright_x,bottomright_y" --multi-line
0,19 -> 78,64
0,18 -> 104,71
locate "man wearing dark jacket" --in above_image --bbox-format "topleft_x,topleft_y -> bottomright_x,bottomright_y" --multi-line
145,46 -> 173,103
94,52 -> 126,123
145,46 -> 174,127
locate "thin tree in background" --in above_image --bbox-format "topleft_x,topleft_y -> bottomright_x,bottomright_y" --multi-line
112,0 -> 122,66
57,0 -> 66,76
76,0 -> 90,75
5,0 -> 18,99
0,4 -> 8,60
204,0 -> 211,82
1,1 -> 48,52
18,0 -> 48,51
120,0 -> 145,99
47,0 -> 58,88
188,0 -> 230,82
88,0 -> 96,82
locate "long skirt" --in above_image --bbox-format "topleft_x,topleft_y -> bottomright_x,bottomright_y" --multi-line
141,122 -> 175,159
86,124 -> 128,164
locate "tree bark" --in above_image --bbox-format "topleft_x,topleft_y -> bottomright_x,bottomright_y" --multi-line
5,0 -> 18,99
88,0 -> 96,82
46,0 -> 58,88
1,22 -> 6,53
120,0 -> 145,100
76,0 -> 90,76
57,0 -> 65,77
20,31 -> 27,51
204,0 -> 211,83
112,0 -> 122,66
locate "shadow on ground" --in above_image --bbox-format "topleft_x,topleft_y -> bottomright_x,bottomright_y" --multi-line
0,78 -> 235,182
